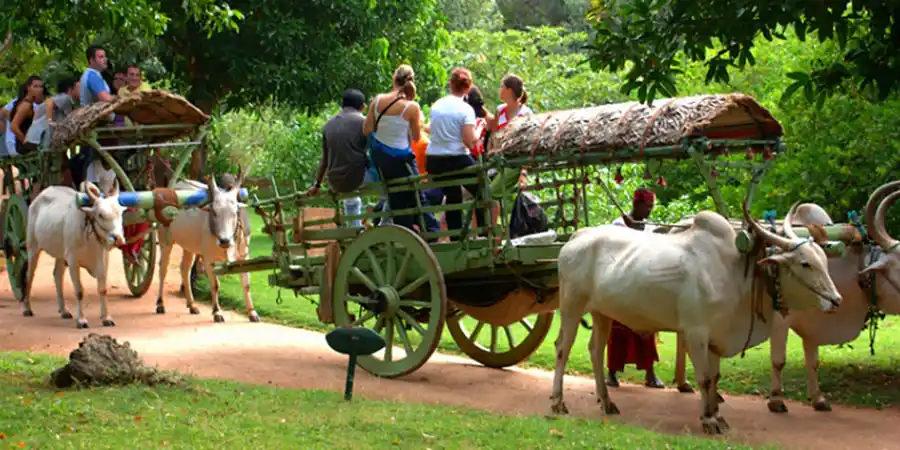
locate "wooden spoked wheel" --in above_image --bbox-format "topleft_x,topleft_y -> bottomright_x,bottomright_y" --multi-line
446,309 -> 553,368
124,230 -> 157,297
332,225 -> 447,378
2,195 -> 29,301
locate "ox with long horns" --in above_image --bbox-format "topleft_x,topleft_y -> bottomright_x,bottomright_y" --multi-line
155,168 -> 257,323
669,181 -> 900,413
550,202 -> 842,434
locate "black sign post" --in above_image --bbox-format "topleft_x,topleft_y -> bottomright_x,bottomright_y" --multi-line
325,326 -> 386,400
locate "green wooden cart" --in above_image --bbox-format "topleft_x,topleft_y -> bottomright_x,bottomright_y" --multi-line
215,93 -> 794,378
0,89 -> 209,301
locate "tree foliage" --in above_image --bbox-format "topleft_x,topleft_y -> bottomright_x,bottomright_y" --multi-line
152,0 -> 448,113
586,0 -> 900,104
438,0 -> 503,31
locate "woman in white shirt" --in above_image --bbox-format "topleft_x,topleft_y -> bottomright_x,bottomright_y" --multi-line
363,64 -> 439,234
425,67 -> 487,239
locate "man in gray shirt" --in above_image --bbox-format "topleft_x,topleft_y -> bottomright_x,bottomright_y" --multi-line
308,89 -> 370,227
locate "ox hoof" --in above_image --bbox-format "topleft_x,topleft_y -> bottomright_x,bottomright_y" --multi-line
60,311 -> 72,319
156,305 -> 166,314
677,383 -> 694,394
213,314 -> 225,323
76,320 -> 89,329
189,306 -> 201,315
550,401 -> 569,416
603,401 -> 620,416
701,417 -> 726,435
813,400 -> 832,412
715,415 -> 730,431
22,310 -> 34,317
102,319 -> 116,327
717,393 -> 725,403
767,399 -> 788,414
248,311 -> 260,323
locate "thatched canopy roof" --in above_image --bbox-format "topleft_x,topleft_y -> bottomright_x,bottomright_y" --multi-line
50,89 -> 209,150
486,93 -> 783,158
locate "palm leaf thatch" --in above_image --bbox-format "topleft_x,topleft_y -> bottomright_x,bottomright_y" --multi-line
50,89 -> 209,150
486,93 -> 783,160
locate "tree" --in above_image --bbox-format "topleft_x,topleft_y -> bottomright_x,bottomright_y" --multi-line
585,0 -> 900,104
497,0 -> 592,31
152,0 -> 447,114
438,0 -> 503,31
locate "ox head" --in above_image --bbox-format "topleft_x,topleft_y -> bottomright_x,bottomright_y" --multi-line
860,180 -> 900,292
743,200 -> 842,313
203,168 -> 247,252
79,180 -> 126,248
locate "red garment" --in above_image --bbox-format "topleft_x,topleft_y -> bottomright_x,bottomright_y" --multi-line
471,117 -> 487,158
606,320 -> 659,372
118,207 -> 149,258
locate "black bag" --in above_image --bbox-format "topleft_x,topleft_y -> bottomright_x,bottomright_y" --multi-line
509,191 -> 548,238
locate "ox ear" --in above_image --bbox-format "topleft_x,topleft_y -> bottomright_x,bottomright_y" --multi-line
860,258 -> 889,275
758,253 -> 790,266
806,224 -> 829,245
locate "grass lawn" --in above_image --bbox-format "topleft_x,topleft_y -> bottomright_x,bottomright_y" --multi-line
0,352 -> 763,449
197,212 -> 900,410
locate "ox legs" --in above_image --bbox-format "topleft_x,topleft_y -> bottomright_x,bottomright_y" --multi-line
684,335 -> 727,434
180,251 -> 202,316
52,259 -> 72,319
674,333 -> 694,393
97,254 -> 115,327
21,246 -> 41,317
549,307 -> 584,416
66,254 -> 89,329
767,312 -> 790,413
803,339 -> 831,411
588,312 -> 619,415
203,261 -> 225,323
240,272 -> 259,322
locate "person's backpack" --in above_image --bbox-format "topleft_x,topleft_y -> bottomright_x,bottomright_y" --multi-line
509,190 -> 548,238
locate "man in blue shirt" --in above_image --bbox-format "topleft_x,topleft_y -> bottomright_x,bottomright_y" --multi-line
80,45 -> 115,107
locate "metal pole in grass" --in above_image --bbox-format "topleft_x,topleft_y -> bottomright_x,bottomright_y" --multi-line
325,326 -> 385,400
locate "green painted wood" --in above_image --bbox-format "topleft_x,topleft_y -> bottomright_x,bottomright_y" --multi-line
330,225 -> 447,378
2,195 -> 29,301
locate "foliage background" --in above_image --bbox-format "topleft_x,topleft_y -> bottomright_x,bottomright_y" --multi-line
2,1 -> 898,231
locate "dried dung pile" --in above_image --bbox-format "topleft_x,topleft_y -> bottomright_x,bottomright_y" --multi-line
486,93 -> 782,159
51,333 -> 185,389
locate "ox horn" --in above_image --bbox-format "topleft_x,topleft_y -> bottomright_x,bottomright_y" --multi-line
864,180 -> 900,246
207,172 -> 219,200
743,199 -> 793,250
873,188 -> 900,250
782,201 -> 802,240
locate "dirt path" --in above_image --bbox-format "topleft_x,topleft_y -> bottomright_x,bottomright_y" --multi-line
1,248 -> 899,450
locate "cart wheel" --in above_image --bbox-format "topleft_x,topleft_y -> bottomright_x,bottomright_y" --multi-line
446,309 -> 553,368
332,225 -> 447,378
2,195 -> 30,302
124,230 -> 157,297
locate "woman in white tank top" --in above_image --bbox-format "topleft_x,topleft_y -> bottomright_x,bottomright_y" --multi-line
363,65 -> 439,235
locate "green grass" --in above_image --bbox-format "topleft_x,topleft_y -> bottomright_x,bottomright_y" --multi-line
0,352 -> 760,449
196,213 -> 900,410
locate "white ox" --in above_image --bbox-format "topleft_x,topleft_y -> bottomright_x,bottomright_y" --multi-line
155,170 -> 256,323
670,181 -> 900,413
22,182 -> 126,328
550,202 -> 842,434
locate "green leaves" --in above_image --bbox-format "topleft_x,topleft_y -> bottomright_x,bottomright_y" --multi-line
586,0 -> 900,105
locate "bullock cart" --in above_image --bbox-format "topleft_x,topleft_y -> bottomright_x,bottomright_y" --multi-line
0,90 -> 209,301
215,93 -> 788,378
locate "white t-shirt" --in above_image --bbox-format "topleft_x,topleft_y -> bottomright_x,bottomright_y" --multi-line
496,104 -> 533,130
612,215 -> 657,232
426,95 -> 476,156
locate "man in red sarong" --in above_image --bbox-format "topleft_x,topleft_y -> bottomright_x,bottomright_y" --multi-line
605,187 -> 664,389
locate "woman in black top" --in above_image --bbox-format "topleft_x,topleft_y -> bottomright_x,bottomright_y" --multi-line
10,75 -> 45,155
